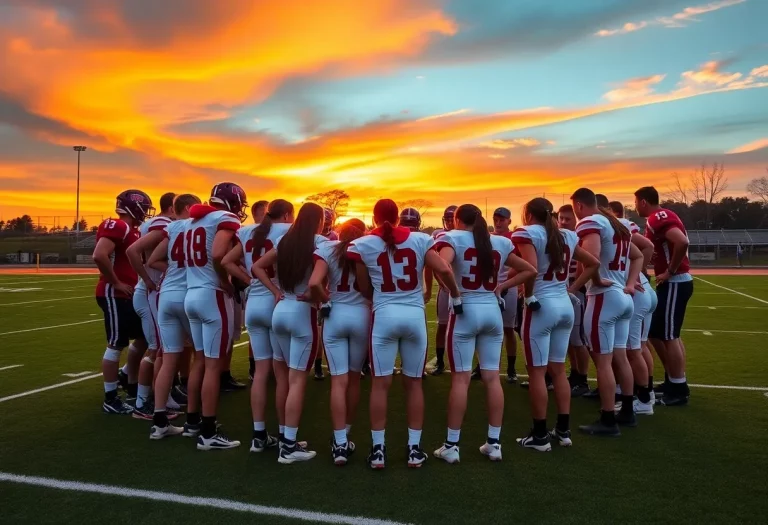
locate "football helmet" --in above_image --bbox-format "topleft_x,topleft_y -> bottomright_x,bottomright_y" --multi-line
115,190 -> 155,223
210,182 -> 248,222
442,205 -> 457,230
399,207 -> 421,231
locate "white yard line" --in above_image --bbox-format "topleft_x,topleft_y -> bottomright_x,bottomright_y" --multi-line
0,296 -> 91,307
0,373 -> 102,403
0,472 -> 413,525
0,364 -> 24,372
0,277 -> 95,285
0,319 -> 100,337
694,277 -> 768,305
689,305 -> 768,310
685,328 -> 768,335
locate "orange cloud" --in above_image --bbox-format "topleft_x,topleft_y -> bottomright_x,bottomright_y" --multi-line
727,138 -> 768,154
603,75 -> 666,102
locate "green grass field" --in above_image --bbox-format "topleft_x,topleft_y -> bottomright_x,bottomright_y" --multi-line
1,273 -> 767,524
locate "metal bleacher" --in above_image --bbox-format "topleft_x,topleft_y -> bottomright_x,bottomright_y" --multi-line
687,230 -> 768,246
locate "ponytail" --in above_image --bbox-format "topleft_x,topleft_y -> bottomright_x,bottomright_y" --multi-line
456,204 -> 494,282
333,218 -> 366,273
597,206 -> 630,240
372,199 -> 400,253
524,197 -> 565,272
253,199 -> 293,254
380,222 -> 397,253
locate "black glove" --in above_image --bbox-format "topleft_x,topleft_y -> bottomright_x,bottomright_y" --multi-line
319,302 -> 332,320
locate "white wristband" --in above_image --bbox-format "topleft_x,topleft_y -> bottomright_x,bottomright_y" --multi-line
524,295 -> 538,306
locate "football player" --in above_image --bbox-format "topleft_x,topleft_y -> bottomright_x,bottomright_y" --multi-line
635,186 -> 693,406
93,190 -> 154,414
125,192 -> 176,419
348,199 -> 460,469
489,206 -> 519,384
432,205 -> 535,463
571,188 -> 644,436
312,207 -> 339,380
184,182 -> 247,450
426,205 -> 457,376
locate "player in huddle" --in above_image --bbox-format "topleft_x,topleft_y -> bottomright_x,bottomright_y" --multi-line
426,205 -> 457,376
93,190 -> 154,415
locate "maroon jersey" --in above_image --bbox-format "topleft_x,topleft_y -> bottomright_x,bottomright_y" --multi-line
95,218 -> 140,298
644,208 -> 690,276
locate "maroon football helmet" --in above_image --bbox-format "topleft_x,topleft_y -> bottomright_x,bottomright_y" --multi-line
399,207 -> 421,231
442,205 -> 457,230
115,190 -> 155,223
210,182 -> 248,222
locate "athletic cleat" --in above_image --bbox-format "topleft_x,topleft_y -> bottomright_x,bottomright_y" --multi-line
649,391 -> 656,405
516,432 -> 552,452
313,369 -> 325,381
171,385 -> 188,406
430,362 -> 446,376
220,374 -> 247,392
197,431 -> 241,451
653,381 -> 667,397
519,381 -> 530,390
131,403 -> 154,421
506,372 -> 517,384
117,369 -> 129,391
433,443 -> 460,464
659,395 -> 689,407
549,428 -> 573,447
479,442 -> 502,461
150,424 -> 184,440
331,440 -> 354,466
279,437 -> 309,450
367,444 -> 386,469
182,422 -> 201,438
578,420 -> 621,436
470,366 -> 481,381
250,434 -> 279,453
616,411 -> 638,427
407,445 -> 428,468
102,397 -> 134,415
278,442 -> 317,464
633,399 -> 655,415
571,383 -> 590,397
582,387 -> 600,399
546,380 -> 554,391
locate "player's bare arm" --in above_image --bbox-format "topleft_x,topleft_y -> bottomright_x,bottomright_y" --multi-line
308,259 -> 331,303
252,248 -> 282,302
212,229 -> 236,295
93,237 -> 133,296
508,243 -> 536,298
147,237 -> 169,274
353,261 -> 373,300
126,230 -> 165,291
496,252 -> 536,293
423,266 -> 433,303
624,243 -> 644,295
568,245 -> 600,294
578,232 -> 610,288
221,243 -> 251,285
425,250 -> 460,298
631,232 -> 654,272
662,227 -> 690,279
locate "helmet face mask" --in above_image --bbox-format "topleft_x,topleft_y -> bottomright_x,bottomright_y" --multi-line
210,182 -> 248,223
442,205 -> 457,230
399,207 -> 421,231
115,190 -> 155,223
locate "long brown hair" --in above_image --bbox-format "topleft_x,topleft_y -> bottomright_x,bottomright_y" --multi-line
276,202 -> 323,293
524,197 -> 566,273
571,188 -> 629,240
373,199 -> 400,253
333,218 -> 367,273
253,199 -> 293,255
456,204 -> 494,283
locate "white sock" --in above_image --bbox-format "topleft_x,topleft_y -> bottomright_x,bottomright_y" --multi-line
253,421 -> 266,432
279,424 -> 285,435
136,384 -> 151,409
104,381 -> 118,393
284,426 -> 298,441
345,424 -> 352,434
121,364 -> 129,374
165,393 -> 178,410
407,428 -> 422,447
669,376 -> 686,384
371,429 -> 385,446
446,428 -> 461,444
616,384 -> 622,395
333,429 -> 347,445
488,425 -> 501,441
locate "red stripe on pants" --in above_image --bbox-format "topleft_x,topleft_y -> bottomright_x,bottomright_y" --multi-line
368,311 -> 376,377
216,290 -> 230,357
305,307 -> 319,372
522,306 -> 533,366
590,294 -> 604,353
446,312 -> 457,372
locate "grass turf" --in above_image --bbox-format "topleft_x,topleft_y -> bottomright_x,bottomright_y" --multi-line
1,274 -> 767,524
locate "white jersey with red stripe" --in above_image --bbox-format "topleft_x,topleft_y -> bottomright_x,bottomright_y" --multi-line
492,231 -> 514,283
314,240 -> 368,307
237,222 -> 291,298
512,224 -> 578,300
435,230 -> 513,305
347,229 -> 434,312
185,208 -> 241,290
273,234 -> 327,299
162,219 -> 190,293
620,217 -> 651,287
135,215 -> 172,292
576,213 -> 630,296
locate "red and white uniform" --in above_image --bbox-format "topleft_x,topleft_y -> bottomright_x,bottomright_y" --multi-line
157,219 -> 192,353
645,209 -> 691,283
620,218 -> 657,349
432,228 -> 451,325
576,214 -> 634,353
567,238 -> 587,347
492,230 -> 518,329
314,240 -> 371,375
435,230 -> 512,372
237,222 -> 291,361
95,218 -> 139,299
512,225 -> 578,366
270,234 -> 327,370
183,205 -> 240,358
133,215 -> 172,351
347,227 -> 433,377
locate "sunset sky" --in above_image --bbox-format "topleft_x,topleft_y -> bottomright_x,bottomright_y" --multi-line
1,0 -> 766,227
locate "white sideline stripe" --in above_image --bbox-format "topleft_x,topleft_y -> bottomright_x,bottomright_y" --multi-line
62,371 -> 94,378
690,305 -> 768,310
0,296 -> 91,307
0,319 -> 100,336
0,373 -> 102,403
0,277 -> 94,285
0,472 -> 413,525
685,328 -> 768,335
0,364 -> 24,372
695,277 -> 768,305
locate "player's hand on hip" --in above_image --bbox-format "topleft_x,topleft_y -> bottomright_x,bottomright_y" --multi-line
273,291 -> 285,305
115,281 -> 134,296
597,278 -> 614,288
655,271 -> 670,285
623,285 -> 636,296
221,280 -> 235,297
146,280 -> 157,293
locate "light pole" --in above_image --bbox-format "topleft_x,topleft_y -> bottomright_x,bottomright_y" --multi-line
73,146 -> 87,234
